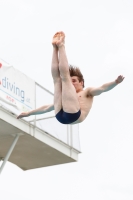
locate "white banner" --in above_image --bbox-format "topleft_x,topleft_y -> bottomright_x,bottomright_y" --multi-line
0,59 -> 35,112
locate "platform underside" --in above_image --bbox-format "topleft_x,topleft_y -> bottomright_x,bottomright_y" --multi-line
0,119 -> 76,170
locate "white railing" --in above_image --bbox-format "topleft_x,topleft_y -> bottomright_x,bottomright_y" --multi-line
0,82 -> 81,151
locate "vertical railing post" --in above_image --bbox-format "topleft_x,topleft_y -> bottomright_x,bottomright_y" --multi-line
70,125 -> 73,148
33,82 -> 37,137
67,125 -> 69,145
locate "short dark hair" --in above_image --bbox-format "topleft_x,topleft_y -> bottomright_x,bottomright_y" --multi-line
69,64 -> 85,87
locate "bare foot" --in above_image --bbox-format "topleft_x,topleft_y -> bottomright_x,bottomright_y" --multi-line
52,32 -> 59,47
52,31 -> 65,47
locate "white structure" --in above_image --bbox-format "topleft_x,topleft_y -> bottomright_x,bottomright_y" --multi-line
0,59 -> 81,173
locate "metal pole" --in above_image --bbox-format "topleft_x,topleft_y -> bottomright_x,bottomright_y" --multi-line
67,125 -> 69,145
70,125 -> 73,157
70,125 -> 73,147
33,83 -> 37,137
0,134 -> 20,174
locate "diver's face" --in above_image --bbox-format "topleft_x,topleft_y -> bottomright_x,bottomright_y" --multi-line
71,76 -> 83,91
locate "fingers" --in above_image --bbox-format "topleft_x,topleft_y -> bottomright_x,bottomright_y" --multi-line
119,75 -> 125,80
17,115 -> 23,119
117,75 -> 124,79
17,116 -> 21,119
116,75 -> 125,84
121,75 -> 124,79
17,112 -> 27,119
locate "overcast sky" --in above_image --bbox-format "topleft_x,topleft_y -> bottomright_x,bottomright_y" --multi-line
0,0 -> 133,200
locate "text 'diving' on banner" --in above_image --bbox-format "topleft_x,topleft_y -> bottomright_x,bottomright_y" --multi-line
0,59 -> 35,112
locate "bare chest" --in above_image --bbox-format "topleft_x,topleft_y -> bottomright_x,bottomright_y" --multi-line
77,91 -> 93,110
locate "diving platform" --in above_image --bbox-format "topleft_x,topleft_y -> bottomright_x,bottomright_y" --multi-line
0,59 -> 81,173
0,105 -> 81,172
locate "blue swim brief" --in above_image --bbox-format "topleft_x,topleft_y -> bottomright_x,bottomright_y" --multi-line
56,109 -> 81,124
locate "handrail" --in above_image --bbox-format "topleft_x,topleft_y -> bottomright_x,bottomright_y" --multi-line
29,115 -> 55,122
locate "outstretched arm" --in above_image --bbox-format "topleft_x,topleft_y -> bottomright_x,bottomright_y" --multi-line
17,104 -> 54,119
87,75 -> 125,96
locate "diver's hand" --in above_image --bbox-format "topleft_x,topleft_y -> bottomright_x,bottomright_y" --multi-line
17,112 -> 30,119
115,75 -> 125,84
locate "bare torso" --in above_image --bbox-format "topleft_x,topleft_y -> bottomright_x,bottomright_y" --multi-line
71,89 -> 94,124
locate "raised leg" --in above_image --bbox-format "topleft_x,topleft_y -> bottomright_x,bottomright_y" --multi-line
56,32 -> 80,113
51,35 -> 62,115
